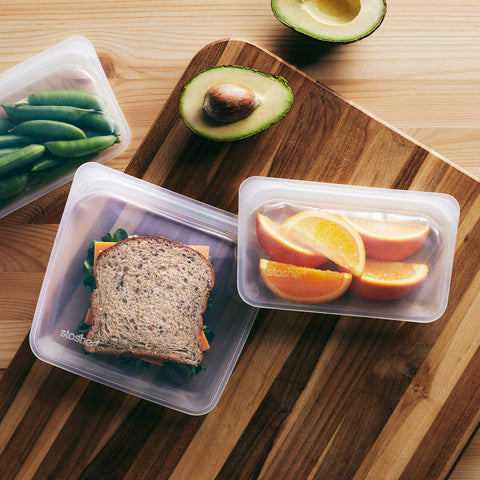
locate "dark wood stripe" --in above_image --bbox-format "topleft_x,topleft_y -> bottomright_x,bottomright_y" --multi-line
393,146 -> 429,190
218,313 -> 446,480
31,382 -> 135,479
0,334 -> 35,419
122,406 -> 205,479
78,401 -> 179,479
30,379 -> 205,480
0,364 -> 77,479
400,344 -> 480,480
217,312 -> 338,480
447,210 -> 480,312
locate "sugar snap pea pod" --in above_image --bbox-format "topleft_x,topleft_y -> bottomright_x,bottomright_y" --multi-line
27,90 -> 107,111
0,117 -> 15,134
9,120 -> 87,141
29,153 -> 91,173
0,148 -> 21,157
30,156 -> 64,173
0,144 -> 45,176
0,172 -> 28,199
2,103 -> 94,123
80,129 -> 121,144
81,128 -> 105,138
45,135 -> 117,157
0,134 -> 38,148
28,154 -> 97,188
76,112 -> 120,136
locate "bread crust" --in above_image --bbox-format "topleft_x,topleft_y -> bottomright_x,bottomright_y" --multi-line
84,236 -> 214,366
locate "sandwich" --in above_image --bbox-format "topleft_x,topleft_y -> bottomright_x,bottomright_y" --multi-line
82,235 -> 215,367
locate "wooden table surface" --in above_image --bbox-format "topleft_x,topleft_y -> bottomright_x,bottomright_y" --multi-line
0,1 -> 479,478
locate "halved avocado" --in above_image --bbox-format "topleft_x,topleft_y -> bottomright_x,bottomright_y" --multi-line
179,65 -> 294,141
271,0 -> 386,43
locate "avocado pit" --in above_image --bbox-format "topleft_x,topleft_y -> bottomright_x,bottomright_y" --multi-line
203,83 -> 261,124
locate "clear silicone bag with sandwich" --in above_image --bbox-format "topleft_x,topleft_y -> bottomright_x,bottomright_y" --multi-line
30,163 -> 257,415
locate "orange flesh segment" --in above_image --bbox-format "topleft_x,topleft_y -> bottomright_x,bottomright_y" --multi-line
360,259 -> 428,285
350,259 -> 428,301
283,210 -> 365,276
256,213 -> 327,267
310,218 -> 359,258
259,258 -> 352,304
259,214 -> 316,253
346,217 -> 430,261
348,217 -> 430,239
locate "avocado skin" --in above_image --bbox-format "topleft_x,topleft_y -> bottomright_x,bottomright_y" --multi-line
271,0 -> 387,44
179,65 -> 294,142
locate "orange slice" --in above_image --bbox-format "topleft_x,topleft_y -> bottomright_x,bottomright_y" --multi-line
256,213 -> 327,267
350,259 -> 428,301
346,216 -> 430,261
259,258 -> 352,304
282,209 -> 365,276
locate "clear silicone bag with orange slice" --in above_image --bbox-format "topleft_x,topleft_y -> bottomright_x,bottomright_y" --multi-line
237,176 -> 459,323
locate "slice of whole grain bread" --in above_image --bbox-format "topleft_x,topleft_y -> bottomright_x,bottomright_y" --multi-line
84,236 -> 214,366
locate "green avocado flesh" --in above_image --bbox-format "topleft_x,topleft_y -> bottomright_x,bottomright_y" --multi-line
271,0 -> 386,43
179,66 -> 294,141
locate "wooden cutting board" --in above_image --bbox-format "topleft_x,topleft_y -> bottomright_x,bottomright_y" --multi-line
1,39 -> 480,480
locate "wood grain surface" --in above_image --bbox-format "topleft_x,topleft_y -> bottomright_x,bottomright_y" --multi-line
0,1 -> 479,479
1,37 -> 480,479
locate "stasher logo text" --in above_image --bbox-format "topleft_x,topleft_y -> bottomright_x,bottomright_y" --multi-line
60,329 -> 99,347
